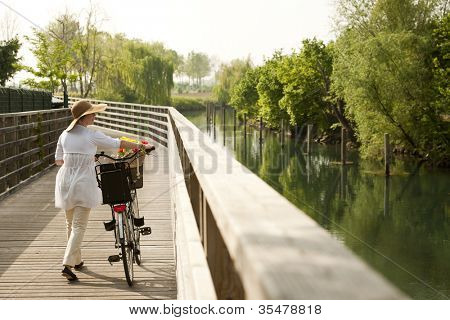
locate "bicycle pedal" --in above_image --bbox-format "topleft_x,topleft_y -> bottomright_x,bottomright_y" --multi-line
134,217 -> 145,227
107,255 -> 121,265
103,219 -> 115,231
140,227 -> 152,236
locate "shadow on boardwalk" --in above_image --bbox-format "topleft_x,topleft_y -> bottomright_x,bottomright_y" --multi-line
0,147 -> 176,299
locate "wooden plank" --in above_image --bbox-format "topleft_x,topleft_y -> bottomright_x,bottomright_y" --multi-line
0,139 -> 176,300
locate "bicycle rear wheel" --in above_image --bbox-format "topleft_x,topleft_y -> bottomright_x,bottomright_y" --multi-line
118,212 -> 134,286
131,194 -> 142,265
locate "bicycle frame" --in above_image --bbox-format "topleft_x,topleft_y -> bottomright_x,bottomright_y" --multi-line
95,149 -> 154,286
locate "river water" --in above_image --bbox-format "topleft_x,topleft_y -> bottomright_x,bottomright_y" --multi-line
181,108 -> 449,299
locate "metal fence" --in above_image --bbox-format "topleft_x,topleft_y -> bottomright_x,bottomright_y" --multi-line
0,87 -> 52,113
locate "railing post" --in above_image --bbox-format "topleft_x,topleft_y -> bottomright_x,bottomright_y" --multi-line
223,106 -> 226,146
306,124 -> 313,154
233,109 -> 236,150
341,127 -> 347,165
384,133 -> 390,176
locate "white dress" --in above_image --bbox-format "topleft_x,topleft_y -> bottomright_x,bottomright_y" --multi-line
54,125 -> 121,210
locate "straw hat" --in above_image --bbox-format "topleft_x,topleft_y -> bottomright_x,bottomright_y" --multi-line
66,100 -> 107,131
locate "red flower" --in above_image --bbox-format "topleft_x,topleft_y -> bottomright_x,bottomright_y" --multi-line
133,147 -> 140,152
118,148 -> 125,153
141,140 -> 148,145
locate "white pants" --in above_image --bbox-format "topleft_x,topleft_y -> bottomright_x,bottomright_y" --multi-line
63,206 -> 91,267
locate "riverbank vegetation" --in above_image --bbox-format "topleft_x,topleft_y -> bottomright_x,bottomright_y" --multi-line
3,0 -> 448,164
16,9 -> 212,107
213,0 -> 449,165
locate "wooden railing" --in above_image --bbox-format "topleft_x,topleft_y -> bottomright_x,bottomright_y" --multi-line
0,109 -> 72,199
47,98 -> 405,299
61,97 -> 216,299
63,97 -> 169,147
168,108 -> 406,299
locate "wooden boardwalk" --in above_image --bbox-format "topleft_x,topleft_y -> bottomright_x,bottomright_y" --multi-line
0,143 -> 176,299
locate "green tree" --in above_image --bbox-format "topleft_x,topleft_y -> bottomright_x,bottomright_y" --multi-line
25,13 -> 79,93
72,7 -> 104,97
185,51 -> 211,87
213,58 -> 252,105
256,52 -> 288,128
332,0 -> 449,161
230,66 -> 260,116
0,37 -> 20,86
431,13 -> 450,117
278,39 -> 355,137
95,35 -> 174,105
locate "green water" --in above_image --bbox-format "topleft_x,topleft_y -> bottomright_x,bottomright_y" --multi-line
182,108 -> 449,300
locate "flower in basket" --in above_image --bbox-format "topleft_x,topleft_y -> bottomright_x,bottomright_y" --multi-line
118,148 -> 126,157
117,136 -> 140,158
116,136 -> 147,162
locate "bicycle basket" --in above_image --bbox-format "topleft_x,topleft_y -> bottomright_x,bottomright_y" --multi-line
96,162 -> 133,204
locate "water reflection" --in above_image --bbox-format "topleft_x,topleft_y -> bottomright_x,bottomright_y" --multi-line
183,108 -> 449,299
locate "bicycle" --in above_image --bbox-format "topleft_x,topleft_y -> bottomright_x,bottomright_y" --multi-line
94,146 -> 155,286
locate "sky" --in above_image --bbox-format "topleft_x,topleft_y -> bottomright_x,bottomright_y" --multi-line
0,0 -> 337,84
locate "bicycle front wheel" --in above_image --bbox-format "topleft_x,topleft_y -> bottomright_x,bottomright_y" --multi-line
131,193 -> 142,265
119,212 -> 134,286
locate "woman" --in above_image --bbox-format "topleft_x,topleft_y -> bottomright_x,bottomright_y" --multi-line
55,100 -> 153,281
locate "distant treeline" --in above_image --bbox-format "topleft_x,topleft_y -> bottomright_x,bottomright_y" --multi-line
5,9 -> 211,107
213,0 -> 449,164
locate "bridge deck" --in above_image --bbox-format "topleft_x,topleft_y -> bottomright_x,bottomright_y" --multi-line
0,143 -> 176,299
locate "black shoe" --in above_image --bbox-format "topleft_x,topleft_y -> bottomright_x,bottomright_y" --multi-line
74,261 -> 84,270
61,266 -> 78,281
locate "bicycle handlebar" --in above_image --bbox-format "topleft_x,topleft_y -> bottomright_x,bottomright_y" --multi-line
95,146 -> 155,162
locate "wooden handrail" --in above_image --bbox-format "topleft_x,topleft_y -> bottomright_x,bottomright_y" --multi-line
0,109 -> 71,197
60,97 -> 169,147
168,107 -> 406,299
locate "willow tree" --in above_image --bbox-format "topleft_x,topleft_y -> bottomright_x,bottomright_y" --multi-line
332,0 -> 449,161
213,58 -> 252,105
96,36 -> 174,105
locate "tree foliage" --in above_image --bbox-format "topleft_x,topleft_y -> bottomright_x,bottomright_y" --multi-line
332,0 -> 449,161
25,12 -> 175,105
0,37 -> 21,86
96,35 -> 174,105
230,66 -> 260,116
213,58 -> 252,105
184,51 -> 211,86
255,52 -> 289,128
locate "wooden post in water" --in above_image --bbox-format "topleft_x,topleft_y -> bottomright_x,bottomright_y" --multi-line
341,127 -> 347,165
243,114 -> 247,137
206,103 -> 209,132
384,175 -> 390,216
259,117 -> 263,145
384,133 -> 390,176
213,105 -> 217,141
244,114 -> 247,161
233,109 -> 237,150
223,106 -> 226,146
306,124 -> 313,154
